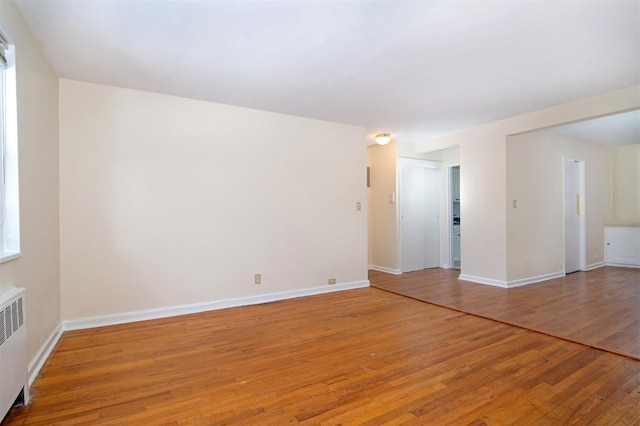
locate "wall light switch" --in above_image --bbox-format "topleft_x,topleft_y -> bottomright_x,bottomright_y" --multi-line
513,200 -> 517,208
356,202 -> 362,211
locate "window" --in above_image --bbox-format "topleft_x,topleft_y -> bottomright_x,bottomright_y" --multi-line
0,30 -> 19,263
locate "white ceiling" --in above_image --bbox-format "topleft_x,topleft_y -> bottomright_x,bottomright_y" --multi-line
549,109 -> 640,146
15,0 -> 640,145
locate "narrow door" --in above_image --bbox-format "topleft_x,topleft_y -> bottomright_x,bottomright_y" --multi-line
564,159 -> 584,273
423,168 -> 440,269
401,165 -> 426,272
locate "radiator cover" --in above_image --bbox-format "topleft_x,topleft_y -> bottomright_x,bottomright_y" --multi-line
0,287 -> 27,421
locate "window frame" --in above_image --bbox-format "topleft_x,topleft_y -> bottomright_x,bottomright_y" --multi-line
0,30 -> 20,264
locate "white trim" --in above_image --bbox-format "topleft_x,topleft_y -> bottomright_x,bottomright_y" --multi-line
460,271 -> 567,288
62,280 -> 370,331
585,261 -> 606,271
0,251 -> 20,264
605,262 -> 640,269
28,322 -> 63,388
368,265 -> 402,275
506,271 -> 565,288
458,274 -> 507,288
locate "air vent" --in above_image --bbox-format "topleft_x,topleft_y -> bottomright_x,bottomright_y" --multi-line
1,299 -> 25,343
4,306 -> 11,339
18,297 -> 23,326
11,301 -> 18,332
0,313 -> 4,346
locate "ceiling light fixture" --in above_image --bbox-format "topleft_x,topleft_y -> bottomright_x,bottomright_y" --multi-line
375,133 -> 391,145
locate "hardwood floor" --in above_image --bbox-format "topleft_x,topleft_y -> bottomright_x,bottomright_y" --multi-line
3,287 -> 640,425
369,266 -> 640,360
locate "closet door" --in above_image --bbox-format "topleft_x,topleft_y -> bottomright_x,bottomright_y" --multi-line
400,161 -> 440,272
564,159 -> 584,273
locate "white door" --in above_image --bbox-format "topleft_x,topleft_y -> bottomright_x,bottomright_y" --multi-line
401,165 -> 426,272
400,162 -> 439,272
564,159 -> 584,273
423,168 -> 440,268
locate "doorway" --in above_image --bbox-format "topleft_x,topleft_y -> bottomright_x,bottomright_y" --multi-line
564,158 -> 586,273
450,165 -> 461,269
399,158 -> 440,273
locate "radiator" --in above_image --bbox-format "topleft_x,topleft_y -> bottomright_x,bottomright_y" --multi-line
0,287 -> 27,421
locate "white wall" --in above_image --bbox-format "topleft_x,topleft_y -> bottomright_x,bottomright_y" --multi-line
0,1 -> 60,362
417,86 -> 640,285
396,141 -> 429,160
59,80 -> 367,320
613,144 -> 640,225
396,142 -> 460,165
460,137 -> 508,282
506,131 -> 614,281
367,142 -> 399,272
397,141 -> 442,162
442,146 -> 460,164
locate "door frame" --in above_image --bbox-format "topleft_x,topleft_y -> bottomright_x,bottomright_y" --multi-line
563,157 -> 586,272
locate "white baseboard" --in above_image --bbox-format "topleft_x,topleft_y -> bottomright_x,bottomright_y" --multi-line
28,323 -> 63,387
460,271 -> 567,288
368,265 -> 402,275
62,280 -> 370,331
585,261 -> 606,271
458,274 -> 508,288
605,262 -> 640,269
506,271 -> 565,288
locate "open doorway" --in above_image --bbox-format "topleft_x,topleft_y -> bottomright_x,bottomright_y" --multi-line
450,165 -> 461,269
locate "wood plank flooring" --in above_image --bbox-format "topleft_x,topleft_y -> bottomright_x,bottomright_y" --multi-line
3,287 -> 640,425
370,266 -> 640,360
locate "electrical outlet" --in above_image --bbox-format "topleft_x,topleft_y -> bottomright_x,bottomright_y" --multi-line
254,274 -> 261,284
328,278 -> 336,285
356,202 -> 362,211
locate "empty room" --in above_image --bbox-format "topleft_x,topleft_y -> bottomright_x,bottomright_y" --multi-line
0,0 -> 639,424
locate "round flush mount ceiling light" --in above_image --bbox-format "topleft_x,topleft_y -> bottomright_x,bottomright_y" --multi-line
375,133 -> 391,145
